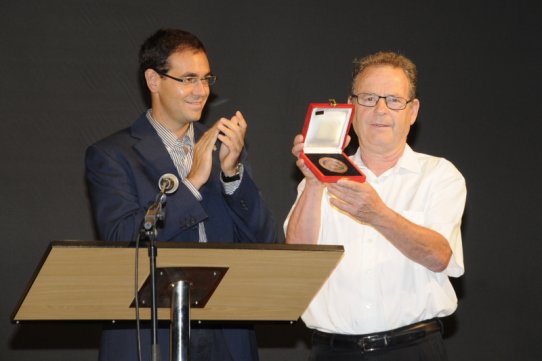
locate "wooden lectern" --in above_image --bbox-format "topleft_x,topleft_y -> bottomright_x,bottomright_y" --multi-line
12,240 -> 343,360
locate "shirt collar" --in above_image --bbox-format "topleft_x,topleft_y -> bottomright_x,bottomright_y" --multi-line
145,109 -> 194,148
352,144 -> 421,178
395,144 -> 422,174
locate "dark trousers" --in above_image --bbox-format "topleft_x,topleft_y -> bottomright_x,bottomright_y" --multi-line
309,328 -> 448,361
98,323 -> 258,361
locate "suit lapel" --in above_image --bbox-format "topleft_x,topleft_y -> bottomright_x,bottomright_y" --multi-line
130,114 -> 179,179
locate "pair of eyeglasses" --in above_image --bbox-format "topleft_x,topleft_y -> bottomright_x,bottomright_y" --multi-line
157,71 -> 217,86
351,93 -> 414,110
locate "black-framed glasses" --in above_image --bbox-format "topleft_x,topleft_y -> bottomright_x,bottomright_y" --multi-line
351,93 -> 414,110
156,71 -> 217,86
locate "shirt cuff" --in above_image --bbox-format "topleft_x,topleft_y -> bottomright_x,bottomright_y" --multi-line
182,179 -> 202,201
221,164 -> 244,195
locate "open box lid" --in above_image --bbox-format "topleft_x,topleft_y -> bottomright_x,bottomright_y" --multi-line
302,102 -> 354,154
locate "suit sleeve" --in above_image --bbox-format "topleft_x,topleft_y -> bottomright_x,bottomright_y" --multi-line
223,151 -> 278,244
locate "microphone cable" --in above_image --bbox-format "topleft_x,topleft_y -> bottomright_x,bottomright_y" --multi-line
134,230 -> 143,361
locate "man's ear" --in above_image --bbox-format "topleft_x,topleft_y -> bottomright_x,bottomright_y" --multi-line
409,98 -> 420,125
144,68 -> 160,93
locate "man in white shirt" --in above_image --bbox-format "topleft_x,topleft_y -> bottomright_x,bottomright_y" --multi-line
285,51 -> 466,361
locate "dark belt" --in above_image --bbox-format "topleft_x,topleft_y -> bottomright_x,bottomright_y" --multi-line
313,319 -> 442,352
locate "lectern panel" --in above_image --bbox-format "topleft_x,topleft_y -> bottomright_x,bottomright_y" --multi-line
13,241 -> 344,322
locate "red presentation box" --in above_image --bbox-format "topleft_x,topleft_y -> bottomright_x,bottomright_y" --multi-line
300,102 -> 365,183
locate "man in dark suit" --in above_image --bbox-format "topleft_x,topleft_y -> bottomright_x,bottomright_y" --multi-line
85,28 -> 277,361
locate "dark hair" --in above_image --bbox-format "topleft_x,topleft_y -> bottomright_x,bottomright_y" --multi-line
138,28 -> 207,75
352,51 -> 417,99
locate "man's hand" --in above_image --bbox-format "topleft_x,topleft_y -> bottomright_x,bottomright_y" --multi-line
326,178 -> 386,224
292,134 -> 351,187
218,111 -> 247,176
292,134 -> 322,187
186,125 -> 220,189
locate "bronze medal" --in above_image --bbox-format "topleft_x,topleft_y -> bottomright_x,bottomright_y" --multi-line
318,157 -> 348,173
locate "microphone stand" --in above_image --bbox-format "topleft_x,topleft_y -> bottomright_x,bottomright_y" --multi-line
142,191 -> 168,361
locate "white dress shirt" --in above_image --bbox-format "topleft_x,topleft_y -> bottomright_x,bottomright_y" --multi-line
285,145 -> 466,334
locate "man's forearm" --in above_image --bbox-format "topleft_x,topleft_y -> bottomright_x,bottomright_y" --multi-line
373,207 -> 452,272
286,183 -> 325,244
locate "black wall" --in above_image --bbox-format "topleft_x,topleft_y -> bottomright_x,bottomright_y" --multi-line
2,1 -> 541,360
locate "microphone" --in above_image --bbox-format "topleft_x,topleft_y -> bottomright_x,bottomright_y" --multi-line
143,174 -> 178,232
158,173 -> 179,194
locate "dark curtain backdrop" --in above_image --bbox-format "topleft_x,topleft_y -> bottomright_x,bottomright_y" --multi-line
2,1 -> 541,360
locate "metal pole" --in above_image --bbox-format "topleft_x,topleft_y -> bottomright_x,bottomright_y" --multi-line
170,280 -> 190,361
148,237 -> 160,361
143,193 -> 166,361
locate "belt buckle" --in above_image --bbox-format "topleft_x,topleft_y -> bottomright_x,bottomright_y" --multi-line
358,334 -> 389,352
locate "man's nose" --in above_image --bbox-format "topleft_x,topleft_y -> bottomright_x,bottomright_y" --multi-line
192,79 -> 208,95
375,97 -> 388,111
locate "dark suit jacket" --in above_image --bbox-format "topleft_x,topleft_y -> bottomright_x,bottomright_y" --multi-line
85,113 -> 277,361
